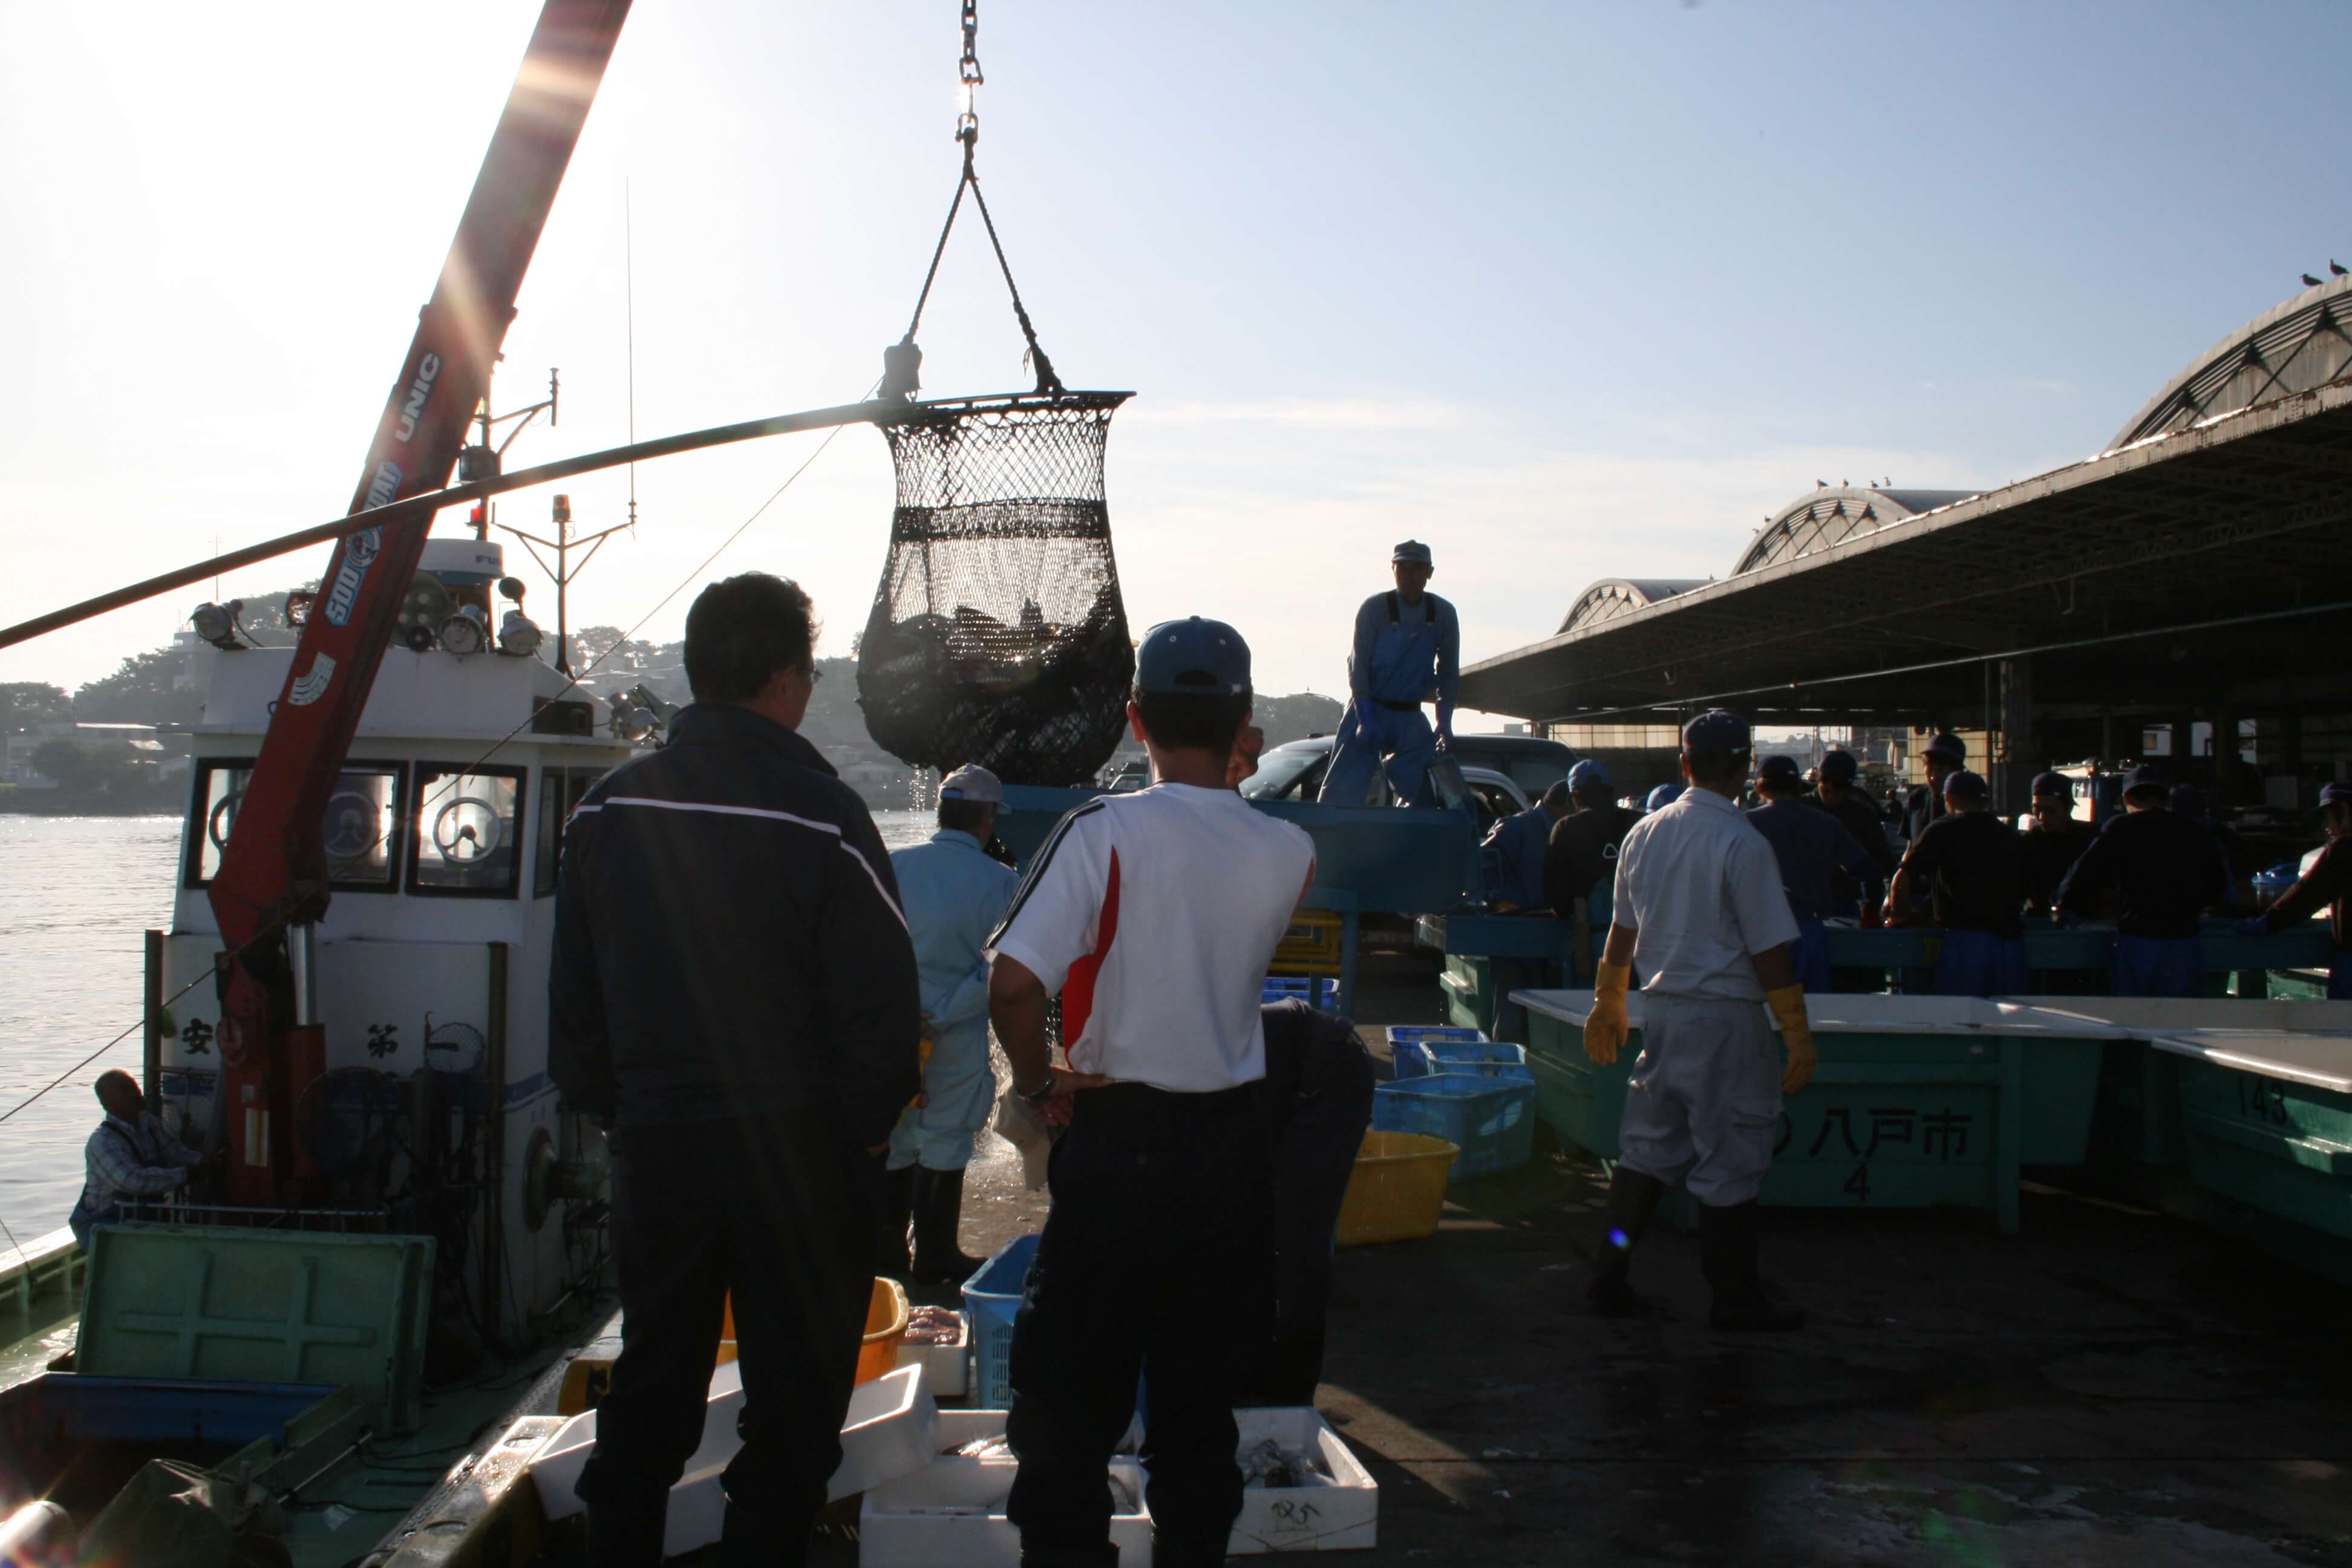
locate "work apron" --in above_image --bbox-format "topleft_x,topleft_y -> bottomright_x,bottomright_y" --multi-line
1935,929 -> 2029,998
2112,933 -> 2205,998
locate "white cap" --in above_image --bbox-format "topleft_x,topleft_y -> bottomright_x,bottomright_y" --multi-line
939,763 -> 1003,805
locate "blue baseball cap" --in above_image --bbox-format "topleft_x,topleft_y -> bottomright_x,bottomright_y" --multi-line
1567,759 -> 1612,794
2122,763 -> 2168,797
1391,540 -> 1432,566
1645,783 -> 1684,811
1819,749 -> 1858,783
2169,783 -> 2205,816
1942,768 -> 1988,800
2030,770 -> 2072,799
2322,782 -> 2352,809
1924,731 -> 1967,765
1134,616 -> 1251,696
1682,709 -> 1751,756
1757,754 -> 1804,786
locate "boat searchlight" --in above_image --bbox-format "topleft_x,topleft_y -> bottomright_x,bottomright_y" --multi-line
191,600 -> 247,651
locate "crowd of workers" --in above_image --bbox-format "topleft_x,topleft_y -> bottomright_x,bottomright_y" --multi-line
1485,724 -> 2351,1004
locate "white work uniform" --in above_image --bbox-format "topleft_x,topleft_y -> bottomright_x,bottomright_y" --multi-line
1610,787 -> 1801,1205
988,783 -> 1316,1093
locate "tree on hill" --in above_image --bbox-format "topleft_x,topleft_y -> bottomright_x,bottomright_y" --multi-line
1,682 -> 71,731
30,738 -> 140,794
75,648 -> 202,728
1252,691 -> 1346,748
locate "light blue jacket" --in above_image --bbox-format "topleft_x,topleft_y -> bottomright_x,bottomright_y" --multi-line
890,828 -> 1021,1047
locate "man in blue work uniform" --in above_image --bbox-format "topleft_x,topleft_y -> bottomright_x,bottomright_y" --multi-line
1900,731 -> 1967,846
2020,771 -> 2097,918
1582,711 -> 1818,1331
2053,763 -> 2231,998
881,763 -> 1022,1286
1317,540 -> 1460,807
1805,749 -> 1894,921
2239,782 -> 2352,998
1544,761 -> 1641,976
1747,754 -> 1880,992
1482,780 -> 1571,912
1884,770 -> 2028,996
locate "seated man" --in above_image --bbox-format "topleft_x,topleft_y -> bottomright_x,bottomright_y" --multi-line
70,1069 -> 209,1246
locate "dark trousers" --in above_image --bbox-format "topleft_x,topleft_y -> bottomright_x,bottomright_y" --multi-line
1261,1036 -> 1374,1406
1007,1083 -> 1272,1556
575,1111 -> 879,1563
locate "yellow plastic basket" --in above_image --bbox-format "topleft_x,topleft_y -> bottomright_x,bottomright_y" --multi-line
722,1276 -> 910,1385
1335,1130 -> 1459,1247
1273,909 -> 1345,972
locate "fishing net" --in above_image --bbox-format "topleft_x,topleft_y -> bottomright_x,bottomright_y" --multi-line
858,392 -> 1135,785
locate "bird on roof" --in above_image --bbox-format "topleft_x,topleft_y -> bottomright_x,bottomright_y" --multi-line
2304,273 -> 2325,287
2333,260 -> 2349,277
1816,479 -> 1828,488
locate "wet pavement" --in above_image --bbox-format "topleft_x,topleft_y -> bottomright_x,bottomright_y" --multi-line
932,944 -> 2352,1565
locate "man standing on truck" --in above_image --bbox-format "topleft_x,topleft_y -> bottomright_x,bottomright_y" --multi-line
1318,540 -> 1460,808
990,616 -> 1316,1568
1581,710 -> 1818,1332
551,572 -> 922,1567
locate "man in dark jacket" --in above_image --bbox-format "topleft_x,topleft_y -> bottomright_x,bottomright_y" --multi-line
1805,748 -> 1895,920
1545,761 -> 1641,979
2054,763 -> 2231,998
1886,770 -> 2028,996
1747,755 -> 1880,991
552,572 -> 921,1567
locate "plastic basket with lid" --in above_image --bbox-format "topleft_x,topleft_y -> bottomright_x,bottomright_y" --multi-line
1393,1038 -> 1532,1083
1373,1073 -> 1535,1180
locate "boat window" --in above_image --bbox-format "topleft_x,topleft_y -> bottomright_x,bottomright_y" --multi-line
187,760 -> 405,891
411,766 -> 525,897
533,766 -> 605,897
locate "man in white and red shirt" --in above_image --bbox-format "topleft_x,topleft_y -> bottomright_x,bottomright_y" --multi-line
988,617 -> 1316,1568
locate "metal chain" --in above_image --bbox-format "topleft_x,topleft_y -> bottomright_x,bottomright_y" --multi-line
956,0 -> 983,147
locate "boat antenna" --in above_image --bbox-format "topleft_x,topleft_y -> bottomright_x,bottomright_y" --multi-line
626,178 -> 639,534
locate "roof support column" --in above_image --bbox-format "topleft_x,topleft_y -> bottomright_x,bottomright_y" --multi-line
1998,657 -> 2034,817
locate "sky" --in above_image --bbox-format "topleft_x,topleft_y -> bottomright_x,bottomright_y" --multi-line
2,1 -> 2345,717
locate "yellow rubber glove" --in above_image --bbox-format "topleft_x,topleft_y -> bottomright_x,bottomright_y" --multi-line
1586,961 -> 1633,1065
1765,985 -> 1817,1094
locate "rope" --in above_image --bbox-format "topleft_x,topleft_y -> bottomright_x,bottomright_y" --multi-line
965,169 -> 1062,395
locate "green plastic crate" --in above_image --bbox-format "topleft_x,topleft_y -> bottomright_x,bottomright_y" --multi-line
1514,991 -> 2126,1233
79,1224 -> 436,1431
2027,997 -> 2352,1168
2157,1029 -> 2352,1254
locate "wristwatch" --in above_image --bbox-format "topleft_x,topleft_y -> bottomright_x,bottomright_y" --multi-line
1016,1074 -> 1058,1108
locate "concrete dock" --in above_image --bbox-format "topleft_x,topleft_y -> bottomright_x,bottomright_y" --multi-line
931,946 -> 2352,1566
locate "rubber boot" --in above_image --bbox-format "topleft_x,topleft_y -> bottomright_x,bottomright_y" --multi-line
1699,1199 -> 1805,1331
877,1163 -> 915,1282
910,1165 -> 987,1285
584,1497 -> 670,1567
1587,1167 -> 1667,1317
717,1497 -> 809,1568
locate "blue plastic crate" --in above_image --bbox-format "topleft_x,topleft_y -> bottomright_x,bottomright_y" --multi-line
1384,1025 -> 1486,1050
1394,1039 -> 1534,1083
1373,1073 -> 1536,1180
962,1232 -> 1040,1410
1262,975 -> 1337,1008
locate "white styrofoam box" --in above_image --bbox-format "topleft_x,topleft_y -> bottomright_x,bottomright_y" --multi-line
1228,1407 -> 1378,1555
920,1405 -> 1376,1555
894,1313 -> 970,1399
528,1362 -> 939,1554
858,1455 -> 1152,1568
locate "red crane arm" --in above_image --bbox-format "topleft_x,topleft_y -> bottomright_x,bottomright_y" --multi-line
206,0 -> 632,1200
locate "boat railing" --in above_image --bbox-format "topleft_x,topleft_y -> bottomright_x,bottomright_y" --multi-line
117,1199 -> 396,1235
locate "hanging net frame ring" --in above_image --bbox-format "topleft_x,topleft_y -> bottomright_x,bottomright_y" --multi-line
857,390 -> 1137,786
